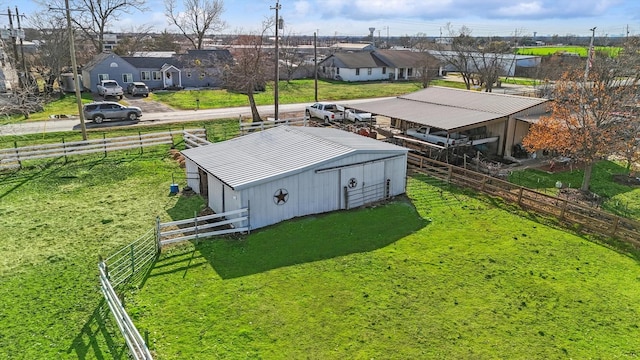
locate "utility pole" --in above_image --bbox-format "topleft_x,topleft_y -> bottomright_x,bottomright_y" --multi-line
15,7 -> 27,88
270,0 -> 282,120
6,7 -> 21,88
585,26 -> 596,82
49,1 -> 87,140
314,31 -> 318,102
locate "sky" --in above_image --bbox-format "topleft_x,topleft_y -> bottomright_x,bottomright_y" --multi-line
6,0 -> 640,40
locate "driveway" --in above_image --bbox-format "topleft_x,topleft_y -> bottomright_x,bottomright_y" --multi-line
91,93 -> 177,113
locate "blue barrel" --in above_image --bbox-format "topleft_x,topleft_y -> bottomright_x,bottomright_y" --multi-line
170,184 -> 179,194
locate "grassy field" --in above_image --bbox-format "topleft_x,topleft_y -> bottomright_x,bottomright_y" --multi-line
516,46 -> 622,57
3,79 -> 470,124
125,174 -> 640,359
2,124 -> 640,359
509,161 -> 640,221
150,79 -> 425,110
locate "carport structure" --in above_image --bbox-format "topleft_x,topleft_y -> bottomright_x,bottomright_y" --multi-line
346,86 -> 549,157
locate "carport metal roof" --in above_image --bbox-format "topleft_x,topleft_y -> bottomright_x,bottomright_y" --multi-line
346,86 -> 548,131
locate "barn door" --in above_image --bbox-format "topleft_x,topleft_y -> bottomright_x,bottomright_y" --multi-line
198,168 -> 209,203
341,162 -> 385,209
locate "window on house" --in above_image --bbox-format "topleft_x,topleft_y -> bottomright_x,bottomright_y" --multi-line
355,68 -> 360,75
407,68 -> 413,77
367,68 -> 372,75
382,67 -> 386,74
141,71 -> 151,81
152,71 -> 162,80
98,74 -> 109,81
336,68 -> 340,74
122,73 -> 133,83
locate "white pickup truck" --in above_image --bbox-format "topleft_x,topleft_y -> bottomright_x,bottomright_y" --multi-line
305,102 -> 344,122
97,80 -> 124,99
344,109 -> 372,122
406,127 -> 470,146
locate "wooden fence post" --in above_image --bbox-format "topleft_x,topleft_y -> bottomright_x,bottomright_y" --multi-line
103,133 -> 107,157
517,187 -> 524,206
138,131 -> 143,154
447,165 -> 452,183
13,141 -> 21,169
610,217 -> 620,237
247,200 -> 251,234
194,211 -> 199,245
62,137 -> 68,163
559,200 -> 568,219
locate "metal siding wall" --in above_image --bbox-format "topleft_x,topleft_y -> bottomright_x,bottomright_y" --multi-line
208,177 -> 224,214
384,156 -> 408,196
185,160 -> 199,193
238,152 -> 407,230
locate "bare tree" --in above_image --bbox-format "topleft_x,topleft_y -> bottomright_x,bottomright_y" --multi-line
147,30 -> 182,52
436,24 -> 476,90
411,33 -> 440,88
113,25 -> 154,56
165,0 -> 226,50
0,86 -> 46,120
471,40 -> 511,92
27,11 -> 70,94
280,30 -> 307,83
223,22 -> 273,122
43,0 -> 147,54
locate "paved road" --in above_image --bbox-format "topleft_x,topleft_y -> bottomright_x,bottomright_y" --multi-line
0,98 -> 393,136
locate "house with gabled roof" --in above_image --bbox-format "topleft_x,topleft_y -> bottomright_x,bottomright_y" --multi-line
81,49 -> 232,92
318,49 -> 440,82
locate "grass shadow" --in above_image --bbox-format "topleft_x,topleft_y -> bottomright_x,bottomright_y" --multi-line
193,198 -> 428,279
165,192 -> 206,221
67,299 -> 128,360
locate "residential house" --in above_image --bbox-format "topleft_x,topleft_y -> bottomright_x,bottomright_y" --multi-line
81,49 -> 232,92
318,49 -> 440,82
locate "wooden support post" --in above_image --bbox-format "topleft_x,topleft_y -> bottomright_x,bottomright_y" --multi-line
13,141 -> 21,168
138,131 -> 143,154
62,137 -> 68,163
194,210 -> 199,245
103,133 -> 107,157
610,217 -> 619,237
517,187 -> 524,206
559,200 -> 568,219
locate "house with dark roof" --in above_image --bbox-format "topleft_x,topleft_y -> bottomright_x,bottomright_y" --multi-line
81,50 -> 232,92
318,49 -> 440,82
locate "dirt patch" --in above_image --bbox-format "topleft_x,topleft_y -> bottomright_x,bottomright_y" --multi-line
612,174 -> 640,186
536,159 -> 586,173
558,188 -> 603,208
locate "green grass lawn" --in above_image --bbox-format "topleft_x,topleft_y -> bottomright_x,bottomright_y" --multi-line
516,46 -> 622,57
151,79 -> 425,110
2,127 -> 639,359
125,175 -> 640,359
509,160 -> 640,221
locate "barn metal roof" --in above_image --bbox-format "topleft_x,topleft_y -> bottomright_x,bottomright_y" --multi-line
181,126 -> 407,190
347,86 -> 548,131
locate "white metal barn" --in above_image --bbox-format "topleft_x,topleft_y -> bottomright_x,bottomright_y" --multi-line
181,126 -> 408,230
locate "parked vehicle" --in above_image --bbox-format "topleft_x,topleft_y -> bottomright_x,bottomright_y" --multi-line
406,127 -> 470,146
305,102 -> 344,122
82,102 -> 142,124
126,82 -> 150,97
344,109 -> 372,122
96,80 -> 124,99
